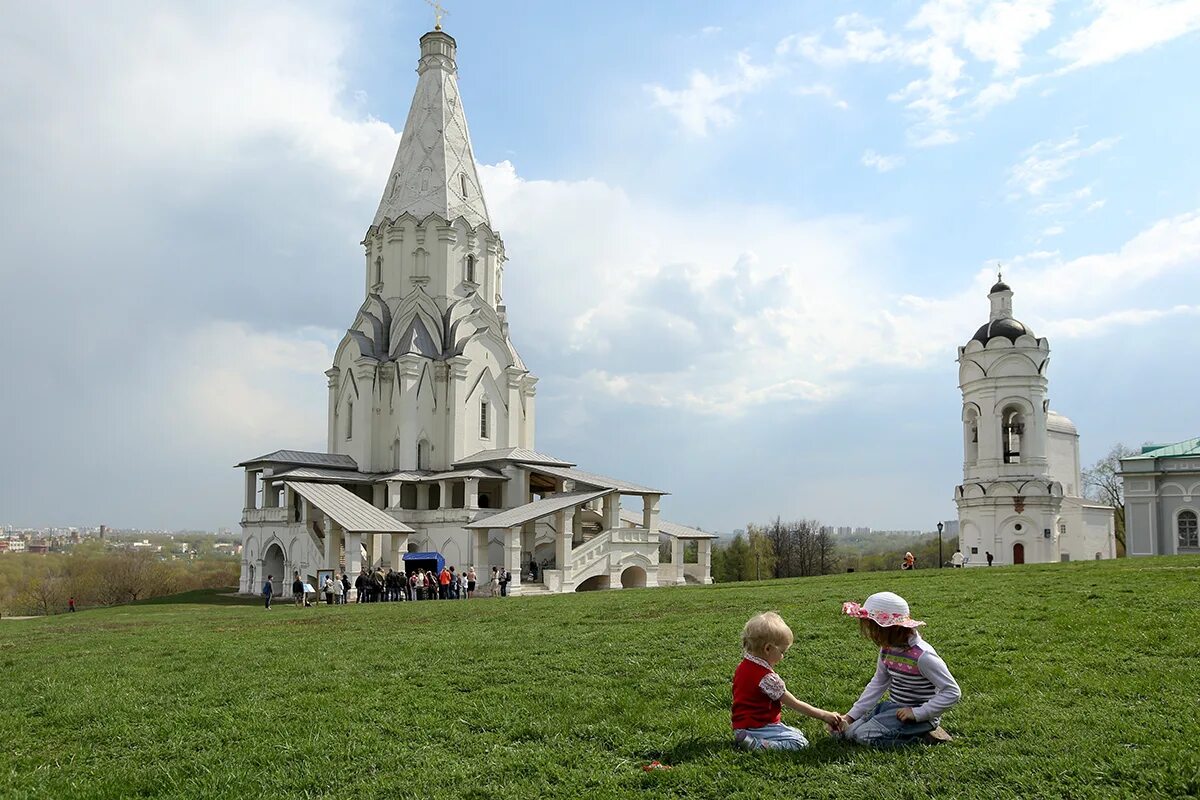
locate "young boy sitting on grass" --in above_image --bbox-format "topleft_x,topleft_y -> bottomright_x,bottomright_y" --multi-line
732,611 -> 842,750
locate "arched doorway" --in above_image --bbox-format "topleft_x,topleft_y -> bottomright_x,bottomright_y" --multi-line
263,542 -> 285,585
620,565 -> 647,589
1012,542 -> 1025,565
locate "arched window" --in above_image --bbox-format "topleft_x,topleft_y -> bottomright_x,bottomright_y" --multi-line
466,254 -> 476,284
417,439 -> 431,471
964,407 -> 979,465
346,401 -> 353,440
1001,407 -> 1024,464
480,398 -> 489,439
461,173 -> 469,198
1179,510 -> 1199,549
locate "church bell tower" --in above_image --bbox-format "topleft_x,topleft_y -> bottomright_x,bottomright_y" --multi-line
954,277 -> 1063,565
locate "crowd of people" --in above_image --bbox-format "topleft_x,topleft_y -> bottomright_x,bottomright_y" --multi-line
265,564 -> 525,608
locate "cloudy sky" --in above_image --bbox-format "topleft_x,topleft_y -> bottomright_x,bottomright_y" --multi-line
2,0 -> 1198,533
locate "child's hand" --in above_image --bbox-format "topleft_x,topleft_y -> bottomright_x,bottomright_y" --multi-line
895,707 -> 916,722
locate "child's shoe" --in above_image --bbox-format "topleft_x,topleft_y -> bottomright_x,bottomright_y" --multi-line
922,726 -> 953,744
734,731 -> 759,750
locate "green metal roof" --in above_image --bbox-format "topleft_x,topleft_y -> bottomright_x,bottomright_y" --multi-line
1126,437 -> 1200,460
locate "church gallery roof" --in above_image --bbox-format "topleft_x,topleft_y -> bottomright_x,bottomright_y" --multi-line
521,463 -> 667,496
284,481 -> 413,534
464,490 -> 611,530
236,450 -> 358,469
453,448 -> 575,468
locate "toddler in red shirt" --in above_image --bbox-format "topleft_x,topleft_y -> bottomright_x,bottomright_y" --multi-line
732,611 -> 842,750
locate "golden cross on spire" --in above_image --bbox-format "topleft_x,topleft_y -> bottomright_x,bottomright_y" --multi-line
424,0 -> 449,31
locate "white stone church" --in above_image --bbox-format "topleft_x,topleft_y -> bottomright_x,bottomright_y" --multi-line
237,27 -> 714,598
954,278 -> 1117,565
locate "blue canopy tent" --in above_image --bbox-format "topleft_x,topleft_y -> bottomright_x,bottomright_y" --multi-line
402,551 -> 444,575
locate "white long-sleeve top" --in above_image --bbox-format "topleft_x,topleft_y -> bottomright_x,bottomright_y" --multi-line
848,633 -> 961,723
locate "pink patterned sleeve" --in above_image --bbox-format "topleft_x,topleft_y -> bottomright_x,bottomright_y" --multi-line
758,672 -> 786,701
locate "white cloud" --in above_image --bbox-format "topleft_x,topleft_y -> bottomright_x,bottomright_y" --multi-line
1008,134 -> 1118,197
793,83 -> 850,109
701,25 -> 723,36
861,149 -> 906,172
646,52 -> 777,136
1041,225 -> 1066,236
782,2 -> 1055,146
1043,304 -> 1200,337
1051,0 -> 1200,71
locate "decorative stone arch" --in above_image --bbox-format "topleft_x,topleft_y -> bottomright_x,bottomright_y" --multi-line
1160,482 -> 1188,497
989,352 -> 1042,378
416,435 -> 432,471
440,537 -> 463,567
959,359 -> 987,382
575,575 -> 611,592
620,564 -> 648,589
262,538 -> 287,585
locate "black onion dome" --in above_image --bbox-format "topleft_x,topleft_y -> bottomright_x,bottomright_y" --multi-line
972,317 -> 1033,344
990,279 -> 1011,293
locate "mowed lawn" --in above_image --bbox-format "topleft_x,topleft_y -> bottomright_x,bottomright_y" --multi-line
2,558 -> 1199,799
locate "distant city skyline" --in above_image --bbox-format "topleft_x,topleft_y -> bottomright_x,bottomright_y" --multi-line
2,2 -> 1198,532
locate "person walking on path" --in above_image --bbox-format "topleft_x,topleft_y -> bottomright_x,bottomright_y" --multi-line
292,572 -> 305,608
263,575 -> 274,610
68,597 -> 76,613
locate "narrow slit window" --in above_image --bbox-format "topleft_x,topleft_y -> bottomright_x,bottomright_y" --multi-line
480,399 -> 489,439
346,401 -> 353,439
466,254 -> 476,283
461,174 -> 469,198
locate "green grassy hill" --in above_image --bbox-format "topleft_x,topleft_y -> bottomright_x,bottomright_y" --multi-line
2,558 -> 1198,799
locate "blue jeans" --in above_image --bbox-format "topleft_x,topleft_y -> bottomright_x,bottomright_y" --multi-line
843,701 -> 934,747
734,722 -> 809,750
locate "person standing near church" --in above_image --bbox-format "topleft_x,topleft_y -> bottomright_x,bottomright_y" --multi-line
262,574 -> 274,610
340,572 -> 351,604
292,572 -> 304,607
467,566 -> 477,599
68,596 -> 76,613
951,550 -> 964,568
986,551 -> 994,567
489,566 -> 499,597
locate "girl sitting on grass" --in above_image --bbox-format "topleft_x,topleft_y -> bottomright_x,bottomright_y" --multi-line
837,591 -> 961,746
732,611 -> 842,750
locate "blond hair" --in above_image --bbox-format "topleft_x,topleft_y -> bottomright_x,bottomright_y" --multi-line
741,611 -> 794,656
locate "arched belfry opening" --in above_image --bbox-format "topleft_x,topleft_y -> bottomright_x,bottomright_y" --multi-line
1001,406 -> 1024,464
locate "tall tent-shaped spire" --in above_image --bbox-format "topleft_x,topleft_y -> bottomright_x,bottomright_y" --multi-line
372,30 -> 490,229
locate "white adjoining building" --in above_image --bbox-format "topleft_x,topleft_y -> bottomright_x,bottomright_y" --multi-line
1119,438 -> 1200,556
954,278 -> 1116,565
236,28 -> 714,598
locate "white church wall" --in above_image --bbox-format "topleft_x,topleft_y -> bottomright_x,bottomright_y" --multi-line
1047,429 -> 1081,497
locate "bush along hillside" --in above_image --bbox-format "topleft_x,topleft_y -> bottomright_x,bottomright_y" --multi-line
1,556 -> 1198,799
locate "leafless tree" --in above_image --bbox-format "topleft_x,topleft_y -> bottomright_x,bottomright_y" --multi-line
1083,443 -> 1137,553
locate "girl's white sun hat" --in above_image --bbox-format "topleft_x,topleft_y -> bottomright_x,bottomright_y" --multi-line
842,591 -> 925,628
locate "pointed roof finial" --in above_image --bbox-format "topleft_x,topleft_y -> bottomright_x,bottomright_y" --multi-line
425,0 -> 449,31
990,262 -> 1011,294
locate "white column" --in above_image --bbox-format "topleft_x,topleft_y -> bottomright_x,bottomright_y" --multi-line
505,526 -> 523,594
642,495 -> 660,533
671,536 -> 685,585
389,534 -> 403,569
244,470 -> 258,510
504,367 -> 524,447
465,478 -> 480,509
344,530 -> 362,600
699,539 -> 713,584
325,367 -> 340,452
416,483 -> 431,510
602,493 -> 620,531
447,356 -> 470,463
555,509 -> 570,571
439,480 -> 452,509
572,507 -> 584,546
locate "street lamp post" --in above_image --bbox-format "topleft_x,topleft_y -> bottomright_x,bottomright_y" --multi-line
937,521 -> 944,568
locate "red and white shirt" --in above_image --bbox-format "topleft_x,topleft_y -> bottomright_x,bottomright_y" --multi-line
731,652 -> 787,730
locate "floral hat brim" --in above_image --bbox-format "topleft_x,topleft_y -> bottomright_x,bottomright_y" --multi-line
842,600 -> 925,628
